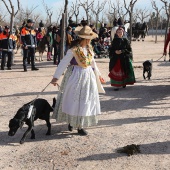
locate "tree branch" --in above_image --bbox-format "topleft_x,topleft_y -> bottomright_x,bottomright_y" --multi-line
1,0 -> 11,14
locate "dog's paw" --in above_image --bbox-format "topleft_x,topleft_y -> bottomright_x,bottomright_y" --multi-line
31,135 -> 35,139
20,140 -> 25,144
46,132 -> 51,135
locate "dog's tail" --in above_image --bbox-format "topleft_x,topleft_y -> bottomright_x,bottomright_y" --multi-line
51,97 -> 56,110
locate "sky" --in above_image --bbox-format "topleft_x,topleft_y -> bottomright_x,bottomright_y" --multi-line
0,0 -> 166,23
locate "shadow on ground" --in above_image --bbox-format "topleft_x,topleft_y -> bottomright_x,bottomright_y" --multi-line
100,84 -> 170,113
0,91 -> 58,98
0,123 -> 78,146
77,141 -> 170,161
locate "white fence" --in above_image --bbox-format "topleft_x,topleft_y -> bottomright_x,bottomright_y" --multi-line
148,29 -> 166,36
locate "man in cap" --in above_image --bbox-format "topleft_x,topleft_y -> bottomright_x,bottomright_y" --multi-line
21,19 -> 39,72
0,26 -> 16,70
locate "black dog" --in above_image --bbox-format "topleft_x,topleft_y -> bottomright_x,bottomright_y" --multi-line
8,98 -> 55,144
143,60 -> 152,80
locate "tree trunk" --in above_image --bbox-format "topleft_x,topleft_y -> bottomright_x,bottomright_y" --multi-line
76,15 -> 78,24
95,15 -> 98,30
64,0 -> 68,28
86,11 -> 89,24
155,14 -> 158,43
60,13 -> 66,61
164,15 -> 170,42
10,14 -> 14,34
129,11 -> 132,44
50,16 -> 52,25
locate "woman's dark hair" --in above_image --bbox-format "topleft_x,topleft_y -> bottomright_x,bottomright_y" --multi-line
66,26 -> 72,31
70,38 -> 88,48
38,27 -> 42,32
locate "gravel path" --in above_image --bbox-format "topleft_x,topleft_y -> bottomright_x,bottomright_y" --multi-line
0,36 -> 169,170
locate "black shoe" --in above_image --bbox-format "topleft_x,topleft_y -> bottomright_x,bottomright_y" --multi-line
7,67 -> 12,70
31,67 -> 39,71
77,129 -> 88,136
123,85 -> 126,88
24,67 -> 27,72
1,68 -> 4,70
68,124 -> 73,131
114,88 -> 119,91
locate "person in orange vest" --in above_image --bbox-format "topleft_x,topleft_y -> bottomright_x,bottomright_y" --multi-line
21,19 -> 39,72
163,28 -> 170,61
0,26 -> 16,70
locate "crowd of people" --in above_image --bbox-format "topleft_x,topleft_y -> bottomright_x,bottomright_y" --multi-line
1,13 -> 170,137
0,17 -> 114,71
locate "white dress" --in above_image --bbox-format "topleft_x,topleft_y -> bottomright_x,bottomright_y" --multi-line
52,48 -> 104,128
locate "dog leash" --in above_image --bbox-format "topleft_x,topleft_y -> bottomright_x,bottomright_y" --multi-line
155,55 -> 165,62
27,81 -> 60,119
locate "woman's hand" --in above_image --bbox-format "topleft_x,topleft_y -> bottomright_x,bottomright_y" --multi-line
115,50 -> 122,54
99,76 -> 106,84
51,78 -> 58,86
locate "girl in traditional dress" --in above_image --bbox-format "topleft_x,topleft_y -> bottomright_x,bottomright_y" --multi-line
51,26 -> 105,135
108,28 -> 135,91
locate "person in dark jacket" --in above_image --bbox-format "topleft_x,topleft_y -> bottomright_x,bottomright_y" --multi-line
118,17 -> 124,26
108,27 -> 135,90
46,25 -> 53,61
0,26 -> 16,70
21,19 -> 38,72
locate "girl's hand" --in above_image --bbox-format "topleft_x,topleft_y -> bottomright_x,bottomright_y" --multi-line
51,78 -> 58,86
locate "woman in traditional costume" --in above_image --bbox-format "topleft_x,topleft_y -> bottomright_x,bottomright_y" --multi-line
51,26 -> 105,135
108,28 -> 135,90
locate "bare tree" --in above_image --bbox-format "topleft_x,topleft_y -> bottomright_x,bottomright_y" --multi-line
63,0 -> 68,27
1,0 -> 20,32
98,10 -> 107,26
133,8 -> 140,23
79,0 -> 95,24
109,0 -> 128,23
56,8 -> 63,26
123,0 -> 138,44
117,0 -> 128,20
43,0 -> 53,25
136,8 -> 150,23
0,10 -> 7,24
109,0 -> 118,20
91,0 -> 106,29
33,14 -> 40,23
151,0 -> 163,43
71,0 -> 80,24
160,0 -> 170,41
22,5 -> 38,20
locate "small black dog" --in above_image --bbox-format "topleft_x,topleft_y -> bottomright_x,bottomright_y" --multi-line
143,60 -> 152,80
8,98 -> 56,144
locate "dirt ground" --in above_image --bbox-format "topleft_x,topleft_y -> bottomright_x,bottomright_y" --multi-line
0,36 -> 170,170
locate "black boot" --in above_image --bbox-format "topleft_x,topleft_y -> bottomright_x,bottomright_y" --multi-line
31,67 -> 39,71
68,124 -> 73,131
24,66 -> 27,72
77,128 -> 88,135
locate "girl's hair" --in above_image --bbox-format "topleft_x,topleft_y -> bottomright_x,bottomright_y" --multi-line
69,38 -> 85,48
69,38 -> 91,49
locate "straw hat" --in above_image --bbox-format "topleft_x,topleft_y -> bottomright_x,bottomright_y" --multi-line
74,26 -> 98,39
